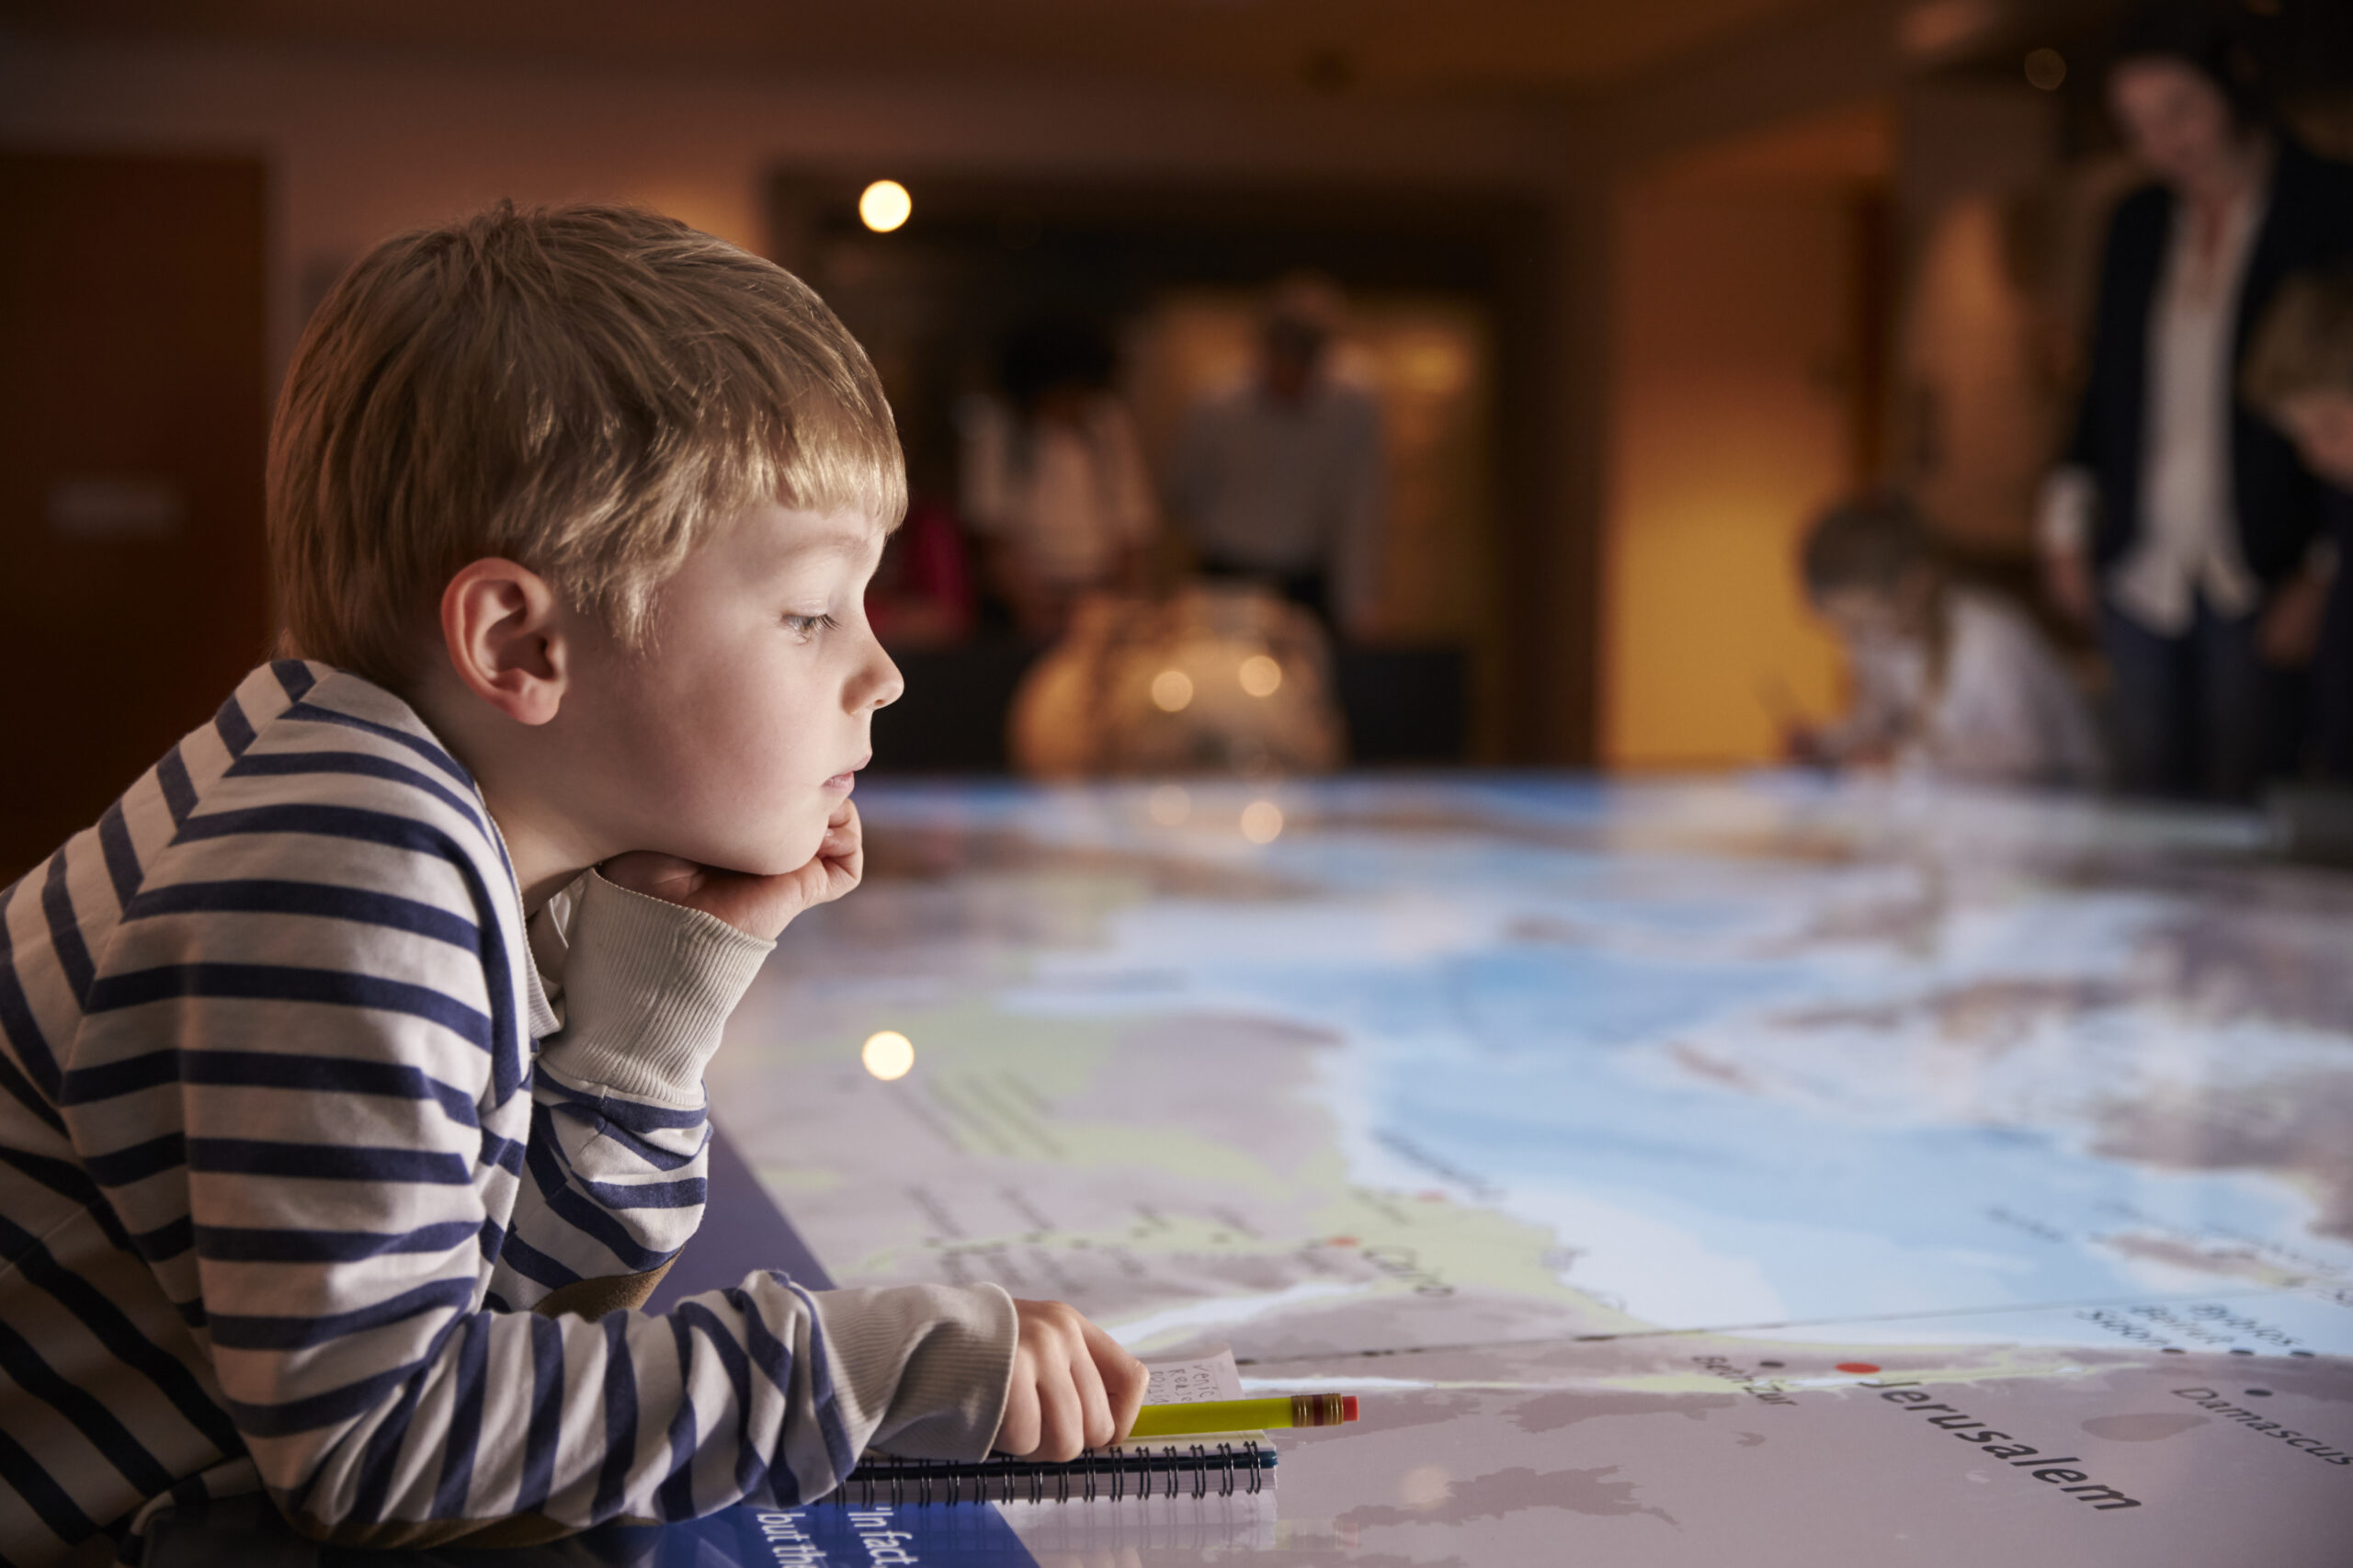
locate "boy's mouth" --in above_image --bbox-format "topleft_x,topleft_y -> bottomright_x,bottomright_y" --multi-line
823,756 -> 870,794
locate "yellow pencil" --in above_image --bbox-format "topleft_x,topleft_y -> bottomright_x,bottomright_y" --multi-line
1125,1393 -> 1358,1440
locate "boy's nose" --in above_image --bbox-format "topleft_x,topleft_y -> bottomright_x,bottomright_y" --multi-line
857,645 -> 905,713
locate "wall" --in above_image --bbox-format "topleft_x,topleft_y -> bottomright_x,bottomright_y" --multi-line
1598,120 -> 1882,771
0,38 -> 1570,380
1889,81 -> 2067,554
0,153 -> 270,878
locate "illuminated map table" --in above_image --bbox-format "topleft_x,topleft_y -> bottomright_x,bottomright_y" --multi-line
682,774 -> 2353,1566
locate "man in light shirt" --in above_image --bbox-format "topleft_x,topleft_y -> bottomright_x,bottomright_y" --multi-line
1170,277 -> 1384,638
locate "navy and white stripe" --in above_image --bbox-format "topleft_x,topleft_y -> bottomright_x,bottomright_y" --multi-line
0,664 -> 895,1562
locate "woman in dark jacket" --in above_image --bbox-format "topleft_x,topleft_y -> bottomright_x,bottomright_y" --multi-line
2040,3 -> 2353,801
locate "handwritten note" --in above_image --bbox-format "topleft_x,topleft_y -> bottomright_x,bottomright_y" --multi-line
1142,1347 -> 1244,1406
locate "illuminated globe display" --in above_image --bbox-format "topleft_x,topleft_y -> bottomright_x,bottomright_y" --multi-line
1010,583 -> 1345,778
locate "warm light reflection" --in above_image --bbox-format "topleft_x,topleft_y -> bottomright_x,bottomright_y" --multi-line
1151,669 -> 1195,712
1148,783 -> 1191,825
1399,1464 -> 1453,1510
1238,654 -> 1283,698
2023,48 -> 2066,91
860,1029 -> 915,1080
858,180 -> 912,233
1240,801 -> 1284,844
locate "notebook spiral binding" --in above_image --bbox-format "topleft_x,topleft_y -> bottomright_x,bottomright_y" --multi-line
831,1439 -> 1270,1508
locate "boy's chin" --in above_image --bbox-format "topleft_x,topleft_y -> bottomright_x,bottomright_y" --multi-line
722,825 -> 829,881
651,806 -> 831,881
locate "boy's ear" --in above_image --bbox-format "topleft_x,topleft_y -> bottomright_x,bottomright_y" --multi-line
440,559 -> 570,726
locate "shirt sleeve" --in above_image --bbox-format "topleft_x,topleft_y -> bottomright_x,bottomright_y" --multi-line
2061,190 -> 2150,478
493,872 -> 769,1314
2036,465 -> 2097,557
66,812 -> 1017,1547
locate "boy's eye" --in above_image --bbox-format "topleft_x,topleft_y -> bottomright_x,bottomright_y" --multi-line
782,612 -> 839,638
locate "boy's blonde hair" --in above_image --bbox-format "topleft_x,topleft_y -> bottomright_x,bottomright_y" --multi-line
2244,260 -> 2353,415
269,201 -> 904,687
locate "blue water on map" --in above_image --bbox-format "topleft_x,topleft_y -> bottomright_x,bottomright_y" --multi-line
858,778 -> 2353,1333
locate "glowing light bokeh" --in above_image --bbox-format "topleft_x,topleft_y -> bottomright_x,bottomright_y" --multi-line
858,180 -> 913,233
2023,48 -> 2065,91
1238,654 -> 1283,698
1399,1465 -> 1453,1510
1240,801 -> 1284,844
860,1029 -> 915,1080
1150,669 -> 1195,712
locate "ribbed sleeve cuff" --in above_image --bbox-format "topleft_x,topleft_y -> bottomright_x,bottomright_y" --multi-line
533,870 -> 774,1105
818,1282 -> 1020,1462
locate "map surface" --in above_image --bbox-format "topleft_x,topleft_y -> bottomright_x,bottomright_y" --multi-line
702,776 -> 2353,1564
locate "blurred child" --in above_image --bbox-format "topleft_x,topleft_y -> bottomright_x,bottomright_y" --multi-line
1794,495 -> 2104,790
961,316 -> 1157,639
2244,259 -> 2353,780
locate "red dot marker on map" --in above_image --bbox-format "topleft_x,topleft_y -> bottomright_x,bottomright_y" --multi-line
1836,1362 -> 1881,1375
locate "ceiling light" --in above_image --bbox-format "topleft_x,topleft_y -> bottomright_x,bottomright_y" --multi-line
858,180 -> 912,233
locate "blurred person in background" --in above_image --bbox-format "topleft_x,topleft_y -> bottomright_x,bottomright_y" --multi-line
863,495 -> 976,648
2244,260 -> 2353,783
1170,275 -> 1384,638
961,314 -> 1157,638
1796,495 -> 2104,790
2037,0 -> 2353,801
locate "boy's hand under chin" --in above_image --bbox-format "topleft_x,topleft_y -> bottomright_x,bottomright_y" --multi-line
600,798 -> 865,942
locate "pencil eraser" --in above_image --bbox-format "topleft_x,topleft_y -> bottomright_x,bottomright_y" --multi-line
1343,1396 -> 1359,1422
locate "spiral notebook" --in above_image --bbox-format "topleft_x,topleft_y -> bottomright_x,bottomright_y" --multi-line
828,1348 -> 1277,1509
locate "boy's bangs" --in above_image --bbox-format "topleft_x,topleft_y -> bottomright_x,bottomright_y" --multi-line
769,393 -> 909,530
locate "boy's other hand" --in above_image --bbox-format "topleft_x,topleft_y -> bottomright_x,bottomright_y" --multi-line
602,799 -> 864,941
995,1300 -> 1149,1461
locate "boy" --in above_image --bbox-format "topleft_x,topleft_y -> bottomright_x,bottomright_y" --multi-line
2244,259 -> 2353,780
0,203 -> 1143,1564
1791,495 -> 2104,790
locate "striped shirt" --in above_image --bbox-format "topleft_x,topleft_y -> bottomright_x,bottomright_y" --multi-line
0,663 -> 1015,1565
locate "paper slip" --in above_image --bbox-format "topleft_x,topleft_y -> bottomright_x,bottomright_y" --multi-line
1141,1347 -> 1245,1406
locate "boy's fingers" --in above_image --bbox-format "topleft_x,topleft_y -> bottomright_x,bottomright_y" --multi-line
996,1372 -> 1040,1457
821,804 -> 864,871
1073,1340 -> 1115,1451
1082,1319 -> 1148,1440
1033,1355 -> 1085,1461
1004,1301 -> 1139,1456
